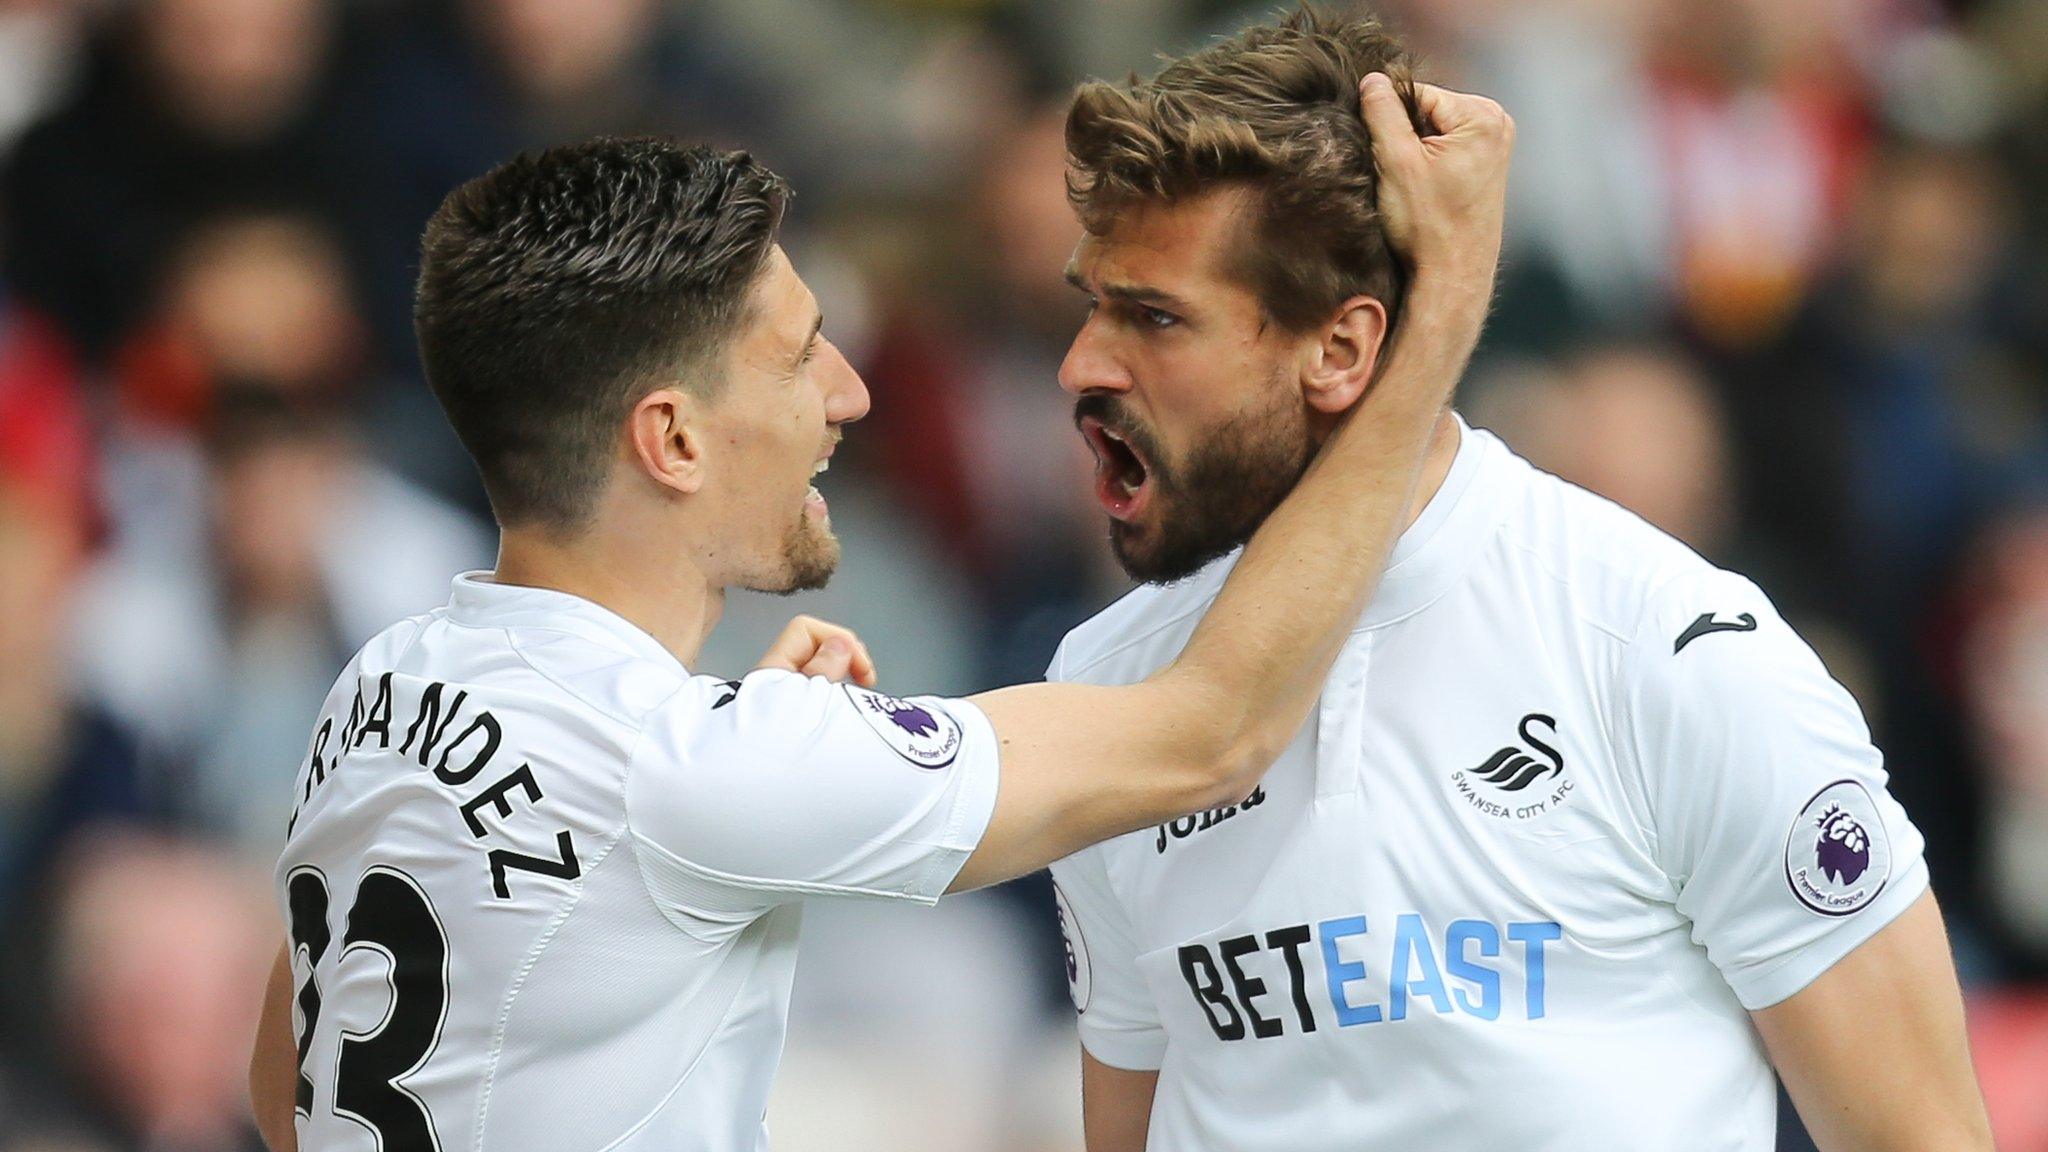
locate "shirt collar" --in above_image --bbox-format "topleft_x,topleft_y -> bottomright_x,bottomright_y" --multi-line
444,572 -> 686,671
1357,413 -> 1510,629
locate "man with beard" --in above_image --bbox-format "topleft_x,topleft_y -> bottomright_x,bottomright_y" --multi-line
247,88 -> 1514,1152
1044,10 -> 1990,1152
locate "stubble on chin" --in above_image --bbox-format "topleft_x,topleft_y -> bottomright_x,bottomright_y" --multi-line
772,514 -> 840,595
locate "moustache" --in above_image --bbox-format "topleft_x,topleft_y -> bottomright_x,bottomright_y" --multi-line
1072,394 -> 1168,469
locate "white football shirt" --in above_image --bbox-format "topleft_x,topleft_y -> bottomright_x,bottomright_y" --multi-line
1047,418 -> 1927,1151
276,574 -> 1000,1152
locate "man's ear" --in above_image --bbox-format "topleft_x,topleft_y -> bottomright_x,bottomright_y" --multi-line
1301,294 -> 1390,415
628,388 -> 706,496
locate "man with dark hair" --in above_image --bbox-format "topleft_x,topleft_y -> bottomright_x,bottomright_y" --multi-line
1044,10 -> 1990,1152
247,89 -> 1516,1151
1059,11 -> 1425,585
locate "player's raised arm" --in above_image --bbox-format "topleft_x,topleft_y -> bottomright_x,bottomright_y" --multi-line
952,80 -> 1513,891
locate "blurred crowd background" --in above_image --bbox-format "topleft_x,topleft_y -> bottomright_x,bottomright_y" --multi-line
0,0 -> 2044,1148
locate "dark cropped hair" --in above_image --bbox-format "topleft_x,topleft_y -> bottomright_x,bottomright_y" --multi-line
414,138 -> 789,531
1065,5 -> 1423,332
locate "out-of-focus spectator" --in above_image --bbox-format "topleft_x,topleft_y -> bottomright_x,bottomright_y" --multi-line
1645,0 -> 1875,350
1752,141 -> 2033,610
0,0 -> 87,156
347,0 -> 792,365
1468,341 -> 1883,720
1959,508 -> 2048,966
1474,0 -> 1886,354
1966,988 -> 2048,1150
28,832 -> 273,1152
0,0 -> 372,358
114,212 -> 365,434
1482,344 -> 1737,556
68,212 -> 489,856
0,295 -> 158,921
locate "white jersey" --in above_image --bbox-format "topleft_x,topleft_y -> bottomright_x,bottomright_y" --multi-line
276,574 -> 1000,1152
1046,419 -> 1928,1151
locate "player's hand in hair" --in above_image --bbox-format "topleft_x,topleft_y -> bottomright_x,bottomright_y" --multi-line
1359,74 -> 1514,284
754,615 -> 878,686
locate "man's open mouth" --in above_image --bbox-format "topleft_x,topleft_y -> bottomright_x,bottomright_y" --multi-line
806,454 -> 830,515
1079,415 -> 1153,521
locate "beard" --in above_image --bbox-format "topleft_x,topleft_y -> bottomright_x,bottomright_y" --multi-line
745,503 -> 841,595
1078,381 -> 1314,585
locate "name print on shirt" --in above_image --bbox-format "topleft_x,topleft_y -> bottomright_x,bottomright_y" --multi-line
288,671 -> 582,900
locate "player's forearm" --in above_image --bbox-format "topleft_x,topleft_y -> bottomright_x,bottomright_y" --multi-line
954,678 -> 1250,889
251,944 -> 299,1152
1157,270 -> 1492,792
1082,1050 -> 1159,1152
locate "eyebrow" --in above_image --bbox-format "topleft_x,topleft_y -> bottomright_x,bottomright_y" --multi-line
1062,265 -> 1194,314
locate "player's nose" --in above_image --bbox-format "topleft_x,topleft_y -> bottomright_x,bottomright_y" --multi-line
819,338 -> 870,424
1059,319 -> 1131,397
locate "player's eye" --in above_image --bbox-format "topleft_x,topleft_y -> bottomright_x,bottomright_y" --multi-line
799,339 -> 817,366
1140,305 -> 1181,330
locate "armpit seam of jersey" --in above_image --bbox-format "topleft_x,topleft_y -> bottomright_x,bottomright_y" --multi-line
472,827 -> 630,1150
628,827 -> 943,905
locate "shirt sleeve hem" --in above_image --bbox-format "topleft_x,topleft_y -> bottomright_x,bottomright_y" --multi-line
1078,1027 -> 1167,1072
906,697 -> 1004,901
1727,856 -> 1931,1010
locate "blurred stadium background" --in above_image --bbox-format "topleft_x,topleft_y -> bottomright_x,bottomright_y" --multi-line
0,0 -> 2044,1148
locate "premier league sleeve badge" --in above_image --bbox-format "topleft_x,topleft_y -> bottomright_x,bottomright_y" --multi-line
844,685 -> 964,769
1783,780 -> 1892,917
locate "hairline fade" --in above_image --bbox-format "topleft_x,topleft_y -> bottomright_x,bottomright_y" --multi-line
1064,4 -> 1423,334
413,138 -> 789,534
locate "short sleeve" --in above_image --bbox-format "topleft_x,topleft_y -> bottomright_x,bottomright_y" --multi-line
1049,849 -> 1167,1071
626,670 -> 1001,918
1615,568 -> 1929,1010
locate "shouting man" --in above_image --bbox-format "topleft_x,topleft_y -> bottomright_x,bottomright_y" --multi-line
1045,9 -> 1991,1152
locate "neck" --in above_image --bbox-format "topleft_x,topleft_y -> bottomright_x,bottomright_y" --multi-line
492,524 -> 722,667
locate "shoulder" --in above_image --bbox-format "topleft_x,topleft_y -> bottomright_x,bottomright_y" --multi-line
321,611 -> 440,702
356,609 -> 442,665
1050,561 -> 1233,686
1468,437 -> 1818,733
1484,441 -> 1728,648
639,670 -> 978,778
494,626 -> 694,732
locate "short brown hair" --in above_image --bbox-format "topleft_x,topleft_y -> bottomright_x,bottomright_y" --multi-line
414,138 -> 788,532
1065,6 -> 1422,332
